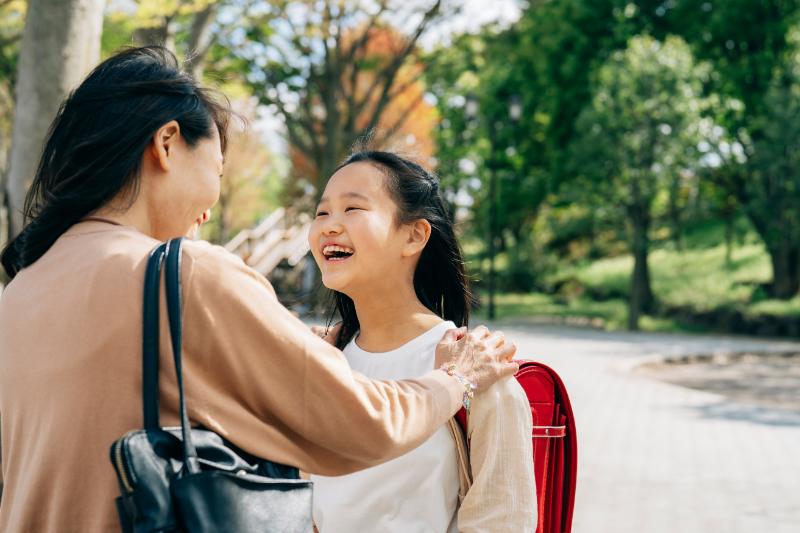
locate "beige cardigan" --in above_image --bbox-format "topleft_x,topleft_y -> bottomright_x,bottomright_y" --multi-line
0,220 -> 464,532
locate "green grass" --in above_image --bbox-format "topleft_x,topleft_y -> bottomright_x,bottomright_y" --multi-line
474,292 -> 629,328
474,238 -> 800,332
557,242 -> 772,310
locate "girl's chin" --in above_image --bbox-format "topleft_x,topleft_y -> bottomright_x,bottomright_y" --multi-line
321,274 -> 353,295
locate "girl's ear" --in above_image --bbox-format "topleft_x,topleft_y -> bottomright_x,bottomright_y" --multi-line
402,218 -> 432,257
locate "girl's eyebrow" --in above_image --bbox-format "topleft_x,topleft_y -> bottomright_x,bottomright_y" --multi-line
318,192 -> 370,204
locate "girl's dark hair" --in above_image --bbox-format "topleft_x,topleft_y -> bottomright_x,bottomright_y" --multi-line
328,150 -> 474,349
1,46 -> 231,278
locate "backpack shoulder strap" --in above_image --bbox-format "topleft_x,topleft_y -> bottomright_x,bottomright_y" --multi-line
447,417 -> 472,503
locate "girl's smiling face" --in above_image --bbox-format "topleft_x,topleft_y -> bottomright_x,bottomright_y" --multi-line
308,162 -> 418,296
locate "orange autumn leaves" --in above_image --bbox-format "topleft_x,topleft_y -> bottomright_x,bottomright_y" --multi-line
290,24 -> 437,191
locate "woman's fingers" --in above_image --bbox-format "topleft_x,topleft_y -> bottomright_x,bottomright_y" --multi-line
470,324 -> 491,340
310,323 -> 342,346
485,330 -> 505,349
470,337 -> 519,390
439,325 -> 521,390
323,322 -> 343,345
496,340 -> 517,362
501,361 -> 520,378
441,326 -> 468,343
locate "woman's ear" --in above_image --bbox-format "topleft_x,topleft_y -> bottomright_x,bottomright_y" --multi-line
149,120 -> 181,172
402,218 -> 432,257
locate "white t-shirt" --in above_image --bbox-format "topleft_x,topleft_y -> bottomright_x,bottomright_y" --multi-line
311,321 -> 460,533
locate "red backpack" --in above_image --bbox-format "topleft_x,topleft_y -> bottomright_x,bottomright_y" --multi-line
453,360 -> 577,533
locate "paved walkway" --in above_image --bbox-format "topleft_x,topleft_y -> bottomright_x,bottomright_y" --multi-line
497,323 -> 800,533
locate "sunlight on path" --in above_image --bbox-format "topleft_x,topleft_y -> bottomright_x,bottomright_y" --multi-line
499,324 -> 800,533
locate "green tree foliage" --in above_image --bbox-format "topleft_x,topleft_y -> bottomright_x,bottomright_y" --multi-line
569,35 -> 707,329
428,0 -> 645,290
432,0 -> 800,327
656,0 -> 800,297
734,60 -> 800,297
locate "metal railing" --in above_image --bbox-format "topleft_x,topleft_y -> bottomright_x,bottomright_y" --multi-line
224,208 -> 311,276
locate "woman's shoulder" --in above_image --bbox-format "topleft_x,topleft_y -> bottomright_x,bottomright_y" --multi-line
181,239 -> 253,276
179,239 -> 277,297
181,238 -> 241,265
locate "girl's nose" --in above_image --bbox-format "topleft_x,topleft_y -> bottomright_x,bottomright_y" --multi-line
323,219 -> 343,236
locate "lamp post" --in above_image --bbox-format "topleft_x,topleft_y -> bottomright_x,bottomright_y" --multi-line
487,123 -> 499,320
464,94 -> 521,320
488,95 -> 522,320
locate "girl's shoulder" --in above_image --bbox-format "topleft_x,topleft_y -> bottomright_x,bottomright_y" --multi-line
471,374 -> 532,428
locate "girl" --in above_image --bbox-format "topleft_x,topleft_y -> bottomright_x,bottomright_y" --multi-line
308,151 -> 536,532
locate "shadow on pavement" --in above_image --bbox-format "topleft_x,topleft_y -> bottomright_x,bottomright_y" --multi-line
687,401 -> 800,427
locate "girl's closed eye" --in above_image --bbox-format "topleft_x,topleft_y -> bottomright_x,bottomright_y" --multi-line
315,210 -> 328,217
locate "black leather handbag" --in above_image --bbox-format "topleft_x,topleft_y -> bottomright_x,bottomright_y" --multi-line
110,238 -> 313,532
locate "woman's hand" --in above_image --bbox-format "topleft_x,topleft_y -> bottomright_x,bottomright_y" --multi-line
434,325 -> 518,391
310,322 -> 343,346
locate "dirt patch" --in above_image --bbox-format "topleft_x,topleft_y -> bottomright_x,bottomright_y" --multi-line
636,352 -> 800,414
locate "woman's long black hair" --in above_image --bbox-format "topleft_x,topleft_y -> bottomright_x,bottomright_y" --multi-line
328,151 -> 474,349
1,46 -> 231,279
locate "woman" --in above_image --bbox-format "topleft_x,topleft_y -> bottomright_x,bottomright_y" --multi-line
0,47 -> 518,532
308,151 -> 536,532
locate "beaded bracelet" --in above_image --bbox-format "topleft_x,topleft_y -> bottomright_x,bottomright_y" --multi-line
439,363 -> 478,412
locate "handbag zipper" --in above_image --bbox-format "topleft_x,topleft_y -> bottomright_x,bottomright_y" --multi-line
113,440 -> 135,493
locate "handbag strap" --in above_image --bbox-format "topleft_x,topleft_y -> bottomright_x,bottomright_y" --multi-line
141,237 -> 200,474
142,242 -> 168,430
163,237 -> 201,474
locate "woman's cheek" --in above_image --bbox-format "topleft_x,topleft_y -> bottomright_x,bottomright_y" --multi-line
193,178 -> 219,214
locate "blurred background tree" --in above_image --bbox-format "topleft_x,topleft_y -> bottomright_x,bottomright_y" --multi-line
2,0 -> 800,334
569,35 -> 708,329
0,0 -> 26,248
4,0 -> 104,239
229,0 -> 448,203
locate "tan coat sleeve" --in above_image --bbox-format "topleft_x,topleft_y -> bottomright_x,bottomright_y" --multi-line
0,426 -> 3,504
457,376 -> 537,532
177,242 -> 464,476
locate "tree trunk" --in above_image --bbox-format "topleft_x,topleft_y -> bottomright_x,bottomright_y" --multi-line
316,71 -> 342,201
1,82 -> 12,257
627,203 -> 655,331
316,151 -> 339,202
186,3 -> 218,80
745,206 -> 800,299
134,17 -> 177,52
5,0 -> 105,238
767,241 -> 800,299
217,197 -> 230,245
668,173 -> 683,250
724,212 -> 734,265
